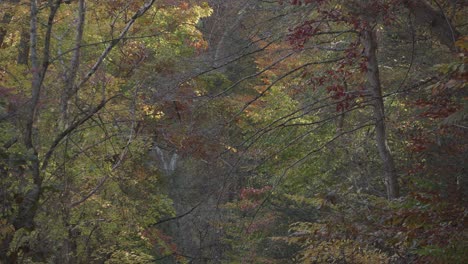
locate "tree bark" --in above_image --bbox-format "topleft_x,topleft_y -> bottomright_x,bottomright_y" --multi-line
361,26 -> 400,199
2,0 -> 159,261
17,28 -> 30,65
60,0 -> 85,125
1,1 -> 62,261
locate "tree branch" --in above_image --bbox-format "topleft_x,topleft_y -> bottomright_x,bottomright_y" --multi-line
76,0 -> 156,90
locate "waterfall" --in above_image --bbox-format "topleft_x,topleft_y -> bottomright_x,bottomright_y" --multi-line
153,145 -> 178,174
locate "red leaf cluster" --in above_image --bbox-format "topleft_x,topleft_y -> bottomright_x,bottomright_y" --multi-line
288,20 -> 320,49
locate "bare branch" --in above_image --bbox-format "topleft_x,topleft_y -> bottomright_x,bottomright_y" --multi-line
149,202 -> 202,227
231,56 -> 345,121
41,96 -> 118,172
76,0 -> 156,90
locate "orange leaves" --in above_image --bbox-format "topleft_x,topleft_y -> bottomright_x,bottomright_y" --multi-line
245,213 -> 276,234
236,186 -> 273,219
178,134 -> 220,158
455,35 -> 468,51
387,194 -> 467,262
189,39 -> 208,53
117,40 -> 149,75
178,2 -> 190,10
142,228 -> 180,256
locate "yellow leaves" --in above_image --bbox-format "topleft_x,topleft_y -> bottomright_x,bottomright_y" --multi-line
190,1 -> 213,18
224,144 -> 238,153
193,89 -> 204,96
142,104 -> 165,120
455,36 -> 468,51
105,249 -> 155,264
283,193 -> 322,207
142,105 -> 152,114
102,201 -> 113,209
0,219 -> 15,240
298,239 -> 389,264
153,110 -> 165,119
277,220 -> 390,264
0,64 -> 30,97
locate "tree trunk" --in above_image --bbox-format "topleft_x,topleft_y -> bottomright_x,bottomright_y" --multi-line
2,1 -> 61,260
361,27 -> 400,199
17,28 -> 30,65
60,0 -> 85,126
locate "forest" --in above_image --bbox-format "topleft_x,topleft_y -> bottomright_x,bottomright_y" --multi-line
0,0 -> 466,263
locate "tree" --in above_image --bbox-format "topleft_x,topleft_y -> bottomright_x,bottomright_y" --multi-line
0,0 -> 212,262
0,0 -> 465,262
214,1 -> 463,263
